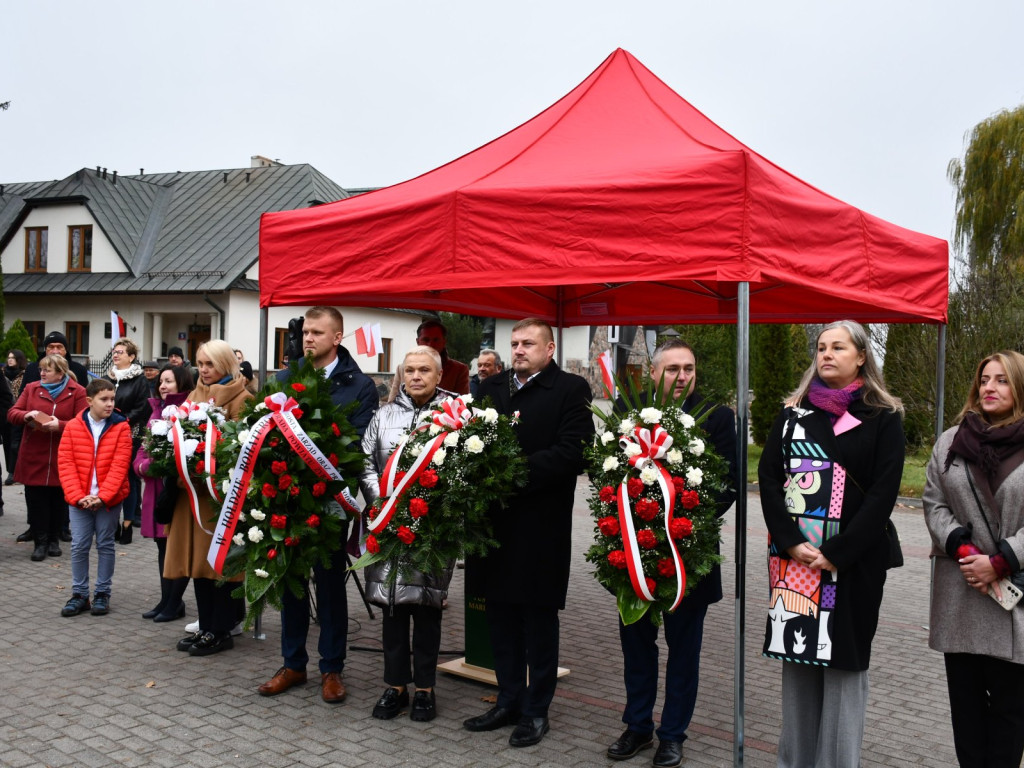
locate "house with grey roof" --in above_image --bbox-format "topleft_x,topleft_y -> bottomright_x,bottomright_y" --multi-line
0,158 -> 423,378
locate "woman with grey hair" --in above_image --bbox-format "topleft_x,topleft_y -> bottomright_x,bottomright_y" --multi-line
758,320 -> 905,768
358,345 -> 456,723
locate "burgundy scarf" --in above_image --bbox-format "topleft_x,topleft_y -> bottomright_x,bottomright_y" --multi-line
808,377 -> 863,422
945,411 -> 1024,486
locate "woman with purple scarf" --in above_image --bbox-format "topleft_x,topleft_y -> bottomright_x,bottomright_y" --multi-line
759,320 -> 905,768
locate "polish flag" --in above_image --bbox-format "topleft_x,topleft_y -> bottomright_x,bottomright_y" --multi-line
355,322 -> 383,357
598,349 -> 616,399
111,311 -> 127,348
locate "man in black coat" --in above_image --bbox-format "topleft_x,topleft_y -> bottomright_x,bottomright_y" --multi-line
464,318 -> 594,747
21,332 -> 90,388
257,306 -> 378,704
605,339 -> 738,768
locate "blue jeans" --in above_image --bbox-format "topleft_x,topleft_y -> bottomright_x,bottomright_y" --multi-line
69,503 -> 120,596
618,598 -> 709,742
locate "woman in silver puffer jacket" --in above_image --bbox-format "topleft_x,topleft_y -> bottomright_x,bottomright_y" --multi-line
358,345 -> 456,723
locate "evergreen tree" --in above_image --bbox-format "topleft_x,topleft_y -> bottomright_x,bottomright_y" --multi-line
438,312 -> 484,364
1,319 -> 38,362
670,323 -> 736,407
750,324 -> 795,445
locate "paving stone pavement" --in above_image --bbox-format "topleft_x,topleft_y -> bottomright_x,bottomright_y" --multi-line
0,481 -> 961,767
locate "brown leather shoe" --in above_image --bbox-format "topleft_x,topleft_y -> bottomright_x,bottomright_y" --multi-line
258,666 -> 307,696
321,671 -> 346,703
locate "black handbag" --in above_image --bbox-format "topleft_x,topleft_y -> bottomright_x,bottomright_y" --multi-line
153,480 -> 178,525
884,519 -> 904,569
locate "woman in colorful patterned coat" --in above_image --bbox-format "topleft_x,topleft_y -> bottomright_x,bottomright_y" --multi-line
758,320 -> 904,768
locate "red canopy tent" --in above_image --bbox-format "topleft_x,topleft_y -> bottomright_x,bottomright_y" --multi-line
258,49 -> 948,765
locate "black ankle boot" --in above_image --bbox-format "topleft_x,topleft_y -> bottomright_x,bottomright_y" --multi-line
153,578 -> 189,622
120,523 -> 133,545
144,577 -> 172,619
31,536 -> 48,561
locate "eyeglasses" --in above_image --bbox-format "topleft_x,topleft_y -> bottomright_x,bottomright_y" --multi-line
112,349 -> 125,356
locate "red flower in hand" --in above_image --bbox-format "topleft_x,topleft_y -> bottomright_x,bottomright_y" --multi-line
418,469 -> 439,489
312,482 -> 327,498
636,529 -> 658,549
409,498 -> 429,518
270,514 -> 288,530
657,558 -> 676,577
278,474 -> 292,490
366,534 -> 380,554
306,514 -> 321,528
670,517 -> 693,539
267,548 -> 278,560
635,498 -> 659,521
328,453 -> 339,467
608,550 -> 628,569
680,490 -> 700,510
599,486 -> 616,504
194,460 -> 206,475
598,516 -> 620,537
292,408 -> 304,419
289,486 -> 300,497
331,423 -> 341,437
957,542 -> 982,559
271,460 -> 288,475
291,383 -> 306,393
627,478 -> 644,498
261,483 -> 277,498
396,526 -> 416,545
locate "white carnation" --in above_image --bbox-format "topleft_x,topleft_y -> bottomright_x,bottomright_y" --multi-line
443,431 -> 460,448
161,405 -> 180,419
465,435 -> 485,454
432,448 -> 447,466
639,407 -> 663,423
232,533 -> 245,547
640,465 -> 660,485
247,526 -> 264,543
237,429 -> 251,445
460,394 -> 474,404
150,420 -> 170,436
618,418 -> 636,434
221,479 -> 231,494
429,424 -> 442,436
685,467 -> 704,487
182,438 -> 200,458
187,409 -> 206,424
482,408 -> 499,424
250,510 -> 266,521
409,443 -> 423,457
666,448 -> 683,466
254,568 -> 269,578
623,442 -> 643,458
680,413 -> 695,429
688,438 -> 705,456
600,431 -> 615,445
238,512 -> 246,522
254,402 -> 268,412
603,456 -> 620,472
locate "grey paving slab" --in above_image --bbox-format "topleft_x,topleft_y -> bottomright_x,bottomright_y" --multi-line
0,479 -> 961,767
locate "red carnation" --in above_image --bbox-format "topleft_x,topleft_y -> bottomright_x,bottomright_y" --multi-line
395,471 -> 406,485
196,441 -> 206,453
680,490 -> 700,510
289,486 -> 300,497
328,453 -> 339,466
635,498 -> 659,521
599,486 -> 616,504
671,476 -> 685,495
312,482 -> 327,498
607,550 -> 628,569
194,460 -> 205,475
306,514 -> 321,528
670,517 -> 693,539
645,577 -> 657,594
636,529 -> 658,549
418,469 -> 439,489
598,516 -> 620,537
627,478 -> 644,498
331,423 -> 341,437
262,483 -> 277,498
291,383 -> 306,393
409,498 -> 429,518
269,437 -> 280,447
284,536 -> 299,547
267,548 -> 278,560
270,514 -> 288,530
366,534 -> 380,554
271,460 -> 288,475
292,408 -> 304,419
657,558 -> 676,577
278,474 -> 292,490
397,526 -> 416,545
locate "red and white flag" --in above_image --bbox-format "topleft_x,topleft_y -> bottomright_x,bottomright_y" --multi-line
354,322 -> 383,357
598,349 -> 616,399
110,311 -> 127,348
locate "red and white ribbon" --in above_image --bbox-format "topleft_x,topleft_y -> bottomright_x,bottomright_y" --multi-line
203,414 -> 221,503
171,418 -> 213,534
615,423 -> 687,611
431,397 -> 473,430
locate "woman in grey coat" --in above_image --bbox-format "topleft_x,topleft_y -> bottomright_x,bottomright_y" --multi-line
923,350 -> 1024,767
358,345 -> 456,724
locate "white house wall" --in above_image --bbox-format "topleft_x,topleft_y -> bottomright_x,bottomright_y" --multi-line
0,204 -> 126,275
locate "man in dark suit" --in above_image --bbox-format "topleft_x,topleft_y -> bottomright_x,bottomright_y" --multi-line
605,339 -> 738,768
464,318 -> 594,747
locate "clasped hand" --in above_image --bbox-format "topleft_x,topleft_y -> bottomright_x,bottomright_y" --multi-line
787,542 -> 836,573
959,554 -> 1001,598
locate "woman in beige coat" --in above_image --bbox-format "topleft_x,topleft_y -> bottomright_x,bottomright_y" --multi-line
923,350 -> 1024,767
164,340 -> 252,657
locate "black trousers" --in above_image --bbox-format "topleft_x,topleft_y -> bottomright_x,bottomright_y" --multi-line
25,485 -> 65,541
382,604 -> 443,689
193,577 -> 241,635
487,600 -> 560,718
945,652 -> 1024,768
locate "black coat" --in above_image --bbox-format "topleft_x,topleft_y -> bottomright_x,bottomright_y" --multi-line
23,359 -> 90,388
106,367 -> 152,437
474,362 -> 595,608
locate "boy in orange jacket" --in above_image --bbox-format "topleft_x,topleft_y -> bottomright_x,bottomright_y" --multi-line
58,379 -> 133,617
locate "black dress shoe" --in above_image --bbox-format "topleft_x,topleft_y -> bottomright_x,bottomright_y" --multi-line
31,542 -> 48,561
16,528 -> 33,543
371,687 -> 409,719
176,631 -> 204,651
410,689 -> 436,722
188,631 -> 234,656
60,528 -> 72,543
47,540 -> 62,557
607,729 -> 654,760
152,603 -> 186,622
119,523 -> 133,545
463,705 -> 520,732
653,740 -> 683,768
509,716 -> 549,747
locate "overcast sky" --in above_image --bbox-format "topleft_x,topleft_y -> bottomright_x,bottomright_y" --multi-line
3,1 -> 1023,246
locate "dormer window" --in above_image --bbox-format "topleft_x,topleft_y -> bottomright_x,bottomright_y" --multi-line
68,225 -> 92,272
25,227 -> 47,272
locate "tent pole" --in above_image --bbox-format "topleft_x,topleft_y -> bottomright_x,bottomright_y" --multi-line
734,283 -> 749,767
934,324 -> 946,440
252,305 -> 269,642
556,286 -> 564,367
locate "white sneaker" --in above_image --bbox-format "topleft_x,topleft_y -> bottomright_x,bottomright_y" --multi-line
230,621 -> 243,637
185,620 -> 200,633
